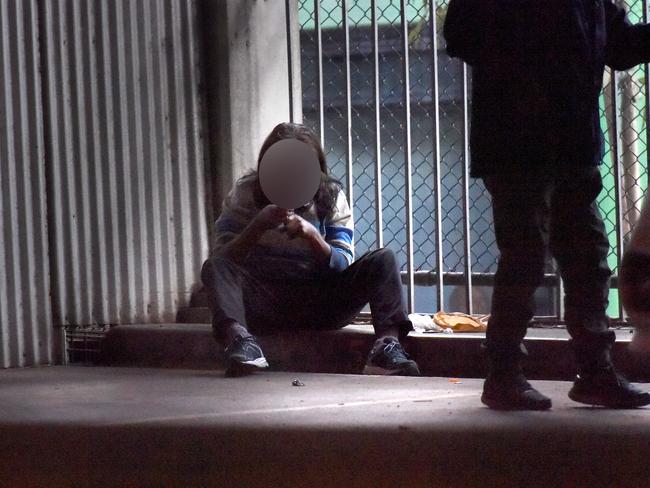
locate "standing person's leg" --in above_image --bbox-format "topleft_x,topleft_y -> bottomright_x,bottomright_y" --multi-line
550,166 -> 650,407
481,174 -> 552,410
306,248 -> 419,376
549,167 -> 613,362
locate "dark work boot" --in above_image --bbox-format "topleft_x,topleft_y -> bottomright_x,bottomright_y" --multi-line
482,371 -> 552,410
481,343 -> 552,411
569,350 -> 650,408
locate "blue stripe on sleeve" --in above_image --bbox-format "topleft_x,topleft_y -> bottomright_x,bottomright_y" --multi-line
325,226 -> 353,245
329,247 -> 351,272
331,245 -> 353,264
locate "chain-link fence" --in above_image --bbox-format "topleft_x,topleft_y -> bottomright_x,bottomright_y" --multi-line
295,0 -> 648,323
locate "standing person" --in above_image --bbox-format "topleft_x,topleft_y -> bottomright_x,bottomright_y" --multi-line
444,0 -> 650,409
202,122 -> 420,378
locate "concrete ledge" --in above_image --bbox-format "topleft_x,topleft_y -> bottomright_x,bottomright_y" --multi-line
3,367 -> 650,487
101,323 -> 650,381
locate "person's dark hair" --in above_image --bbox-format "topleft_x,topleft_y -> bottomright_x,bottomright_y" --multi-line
252,122 -> 342,221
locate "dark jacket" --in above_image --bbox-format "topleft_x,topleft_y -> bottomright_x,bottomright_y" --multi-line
444,0 -> 650,177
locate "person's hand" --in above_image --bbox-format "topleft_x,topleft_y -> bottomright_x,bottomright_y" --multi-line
284,214 -> 319,241
251,204 -> 290,232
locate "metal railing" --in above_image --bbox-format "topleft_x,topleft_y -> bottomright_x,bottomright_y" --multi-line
288,0 -> 649,324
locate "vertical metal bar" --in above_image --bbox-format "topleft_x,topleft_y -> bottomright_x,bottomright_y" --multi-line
285,0 -> 294,123
342,0 -> 353,208
554,268 -> 565,322
643,0 -> 650,181
642,3 -> 650,327
372,0 -> 383,249
611,72 -> 626,321
430,0 -> 444,311
400,0 -> 414,313
462,65 -> 473,314
314,0 -> 325,146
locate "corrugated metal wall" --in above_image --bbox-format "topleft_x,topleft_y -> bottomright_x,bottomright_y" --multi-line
0,0 -> 209,367
41,0 -> 209,326
0,0 -> 54,367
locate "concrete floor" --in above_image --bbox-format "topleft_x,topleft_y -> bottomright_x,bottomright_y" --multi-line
2,367 -> 650,487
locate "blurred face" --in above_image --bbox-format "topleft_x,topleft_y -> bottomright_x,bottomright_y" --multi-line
258,138 -> 321,210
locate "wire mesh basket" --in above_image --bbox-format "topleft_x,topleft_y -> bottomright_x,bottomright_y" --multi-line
64,325 -> 110,364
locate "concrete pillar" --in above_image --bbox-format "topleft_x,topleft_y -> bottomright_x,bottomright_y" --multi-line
205,0 -> 302,217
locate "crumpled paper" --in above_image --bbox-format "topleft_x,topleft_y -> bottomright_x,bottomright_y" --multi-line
433,312 -> 489,332
410,312 -> 489,333
409,313 -> 451,333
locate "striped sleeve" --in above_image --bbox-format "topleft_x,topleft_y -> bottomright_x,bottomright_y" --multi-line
325,190 -> 354,271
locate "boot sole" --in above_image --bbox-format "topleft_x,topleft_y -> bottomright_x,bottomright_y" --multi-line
568,389 -> 650,408
481,393 -> 552,411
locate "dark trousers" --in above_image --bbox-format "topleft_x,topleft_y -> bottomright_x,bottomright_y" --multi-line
483,166 -> 615,365
201,248 -> 413,344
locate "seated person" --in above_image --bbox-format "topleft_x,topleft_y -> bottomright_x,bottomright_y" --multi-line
202,122 -> 420,377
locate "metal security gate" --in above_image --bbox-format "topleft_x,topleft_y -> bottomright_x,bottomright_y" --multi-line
288,0 -> 649,324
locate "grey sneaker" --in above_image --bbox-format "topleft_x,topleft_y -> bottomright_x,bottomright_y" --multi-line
224,336 -> 269,377
363,337 -> 420,376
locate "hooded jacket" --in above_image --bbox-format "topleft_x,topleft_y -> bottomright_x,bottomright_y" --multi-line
444,0 -> 650,177
212,174 -> 354,280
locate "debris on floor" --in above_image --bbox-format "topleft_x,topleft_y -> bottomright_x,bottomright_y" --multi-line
292,379 -> 305,387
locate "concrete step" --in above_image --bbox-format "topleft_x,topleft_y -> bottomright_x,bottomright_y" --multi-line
3,366 -> 650,487
100,322 -> 650,381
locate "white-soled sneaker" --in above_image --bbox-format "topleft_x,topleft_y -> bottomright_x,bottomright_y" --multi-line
224,335 -> 269,377
363,337 -> 420,376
